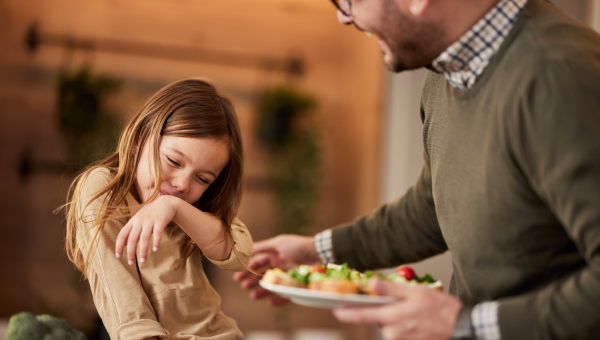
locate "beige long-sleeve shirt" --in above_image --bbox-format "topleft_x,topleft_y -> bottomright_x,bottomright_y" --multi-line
77,168 -> 253,340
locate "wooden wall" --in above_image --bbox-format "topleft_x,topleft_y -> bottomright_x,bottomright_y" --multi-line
0,0 -> 385,338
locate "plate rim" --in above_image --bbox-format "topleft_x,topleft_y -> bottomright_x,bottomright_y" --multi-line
259,280 -> 398,303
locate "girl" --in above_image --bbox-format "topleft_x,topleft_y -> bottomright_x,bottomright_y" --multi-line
62,79 -> 253,340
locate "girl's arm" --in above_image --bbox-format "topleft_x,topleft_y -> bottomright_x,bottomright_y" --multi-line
115,195 -> 233,265
78,169 -> 168,340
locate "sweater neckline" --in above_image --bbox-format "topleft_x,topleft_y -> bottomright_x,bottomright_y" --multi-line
445,0 -> 540,101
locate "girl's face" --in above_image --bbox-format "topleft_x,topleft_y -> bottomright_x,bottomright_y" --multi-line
135,135 -> 230,204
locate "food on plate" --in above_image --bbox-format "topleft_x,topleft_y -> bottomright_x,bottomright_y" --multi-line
262,263 -> 442,296
308,279 -> 360,294
395,265 -> 416,280
262,268 -> 305,288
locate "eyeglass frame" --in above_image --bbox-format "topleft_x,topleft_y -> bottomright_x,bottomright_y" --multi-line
330,0 -> 352,17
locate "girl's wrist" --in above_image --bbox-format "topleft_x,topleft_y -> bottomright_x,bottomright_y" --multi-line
160,194 -> 182,217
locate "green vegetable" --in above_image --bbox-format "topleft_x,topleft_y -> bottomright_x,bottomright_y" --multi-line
308,272 -> 328,283
288,268 -> 309,285
324,262 -> 353,280
298,265 -> 313,276
349,270 -> 362,281
387,272 -> 410,284
6,312 -> 48,340
6,312 -> 86,340
327,268 -> 348,280
416,273 -> 435,284
43,328 -> 79,340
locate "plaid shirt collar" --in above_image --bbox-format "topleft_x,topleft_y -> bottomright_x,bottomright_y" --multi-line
431,0 -> 528,89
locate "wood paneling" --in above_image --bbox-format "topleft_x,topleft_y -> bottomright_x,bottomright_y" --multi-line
0,0 -> 385,338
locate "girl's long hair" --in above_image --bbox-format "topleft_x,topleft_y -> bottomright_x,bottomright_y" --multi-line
62,78 -> 244,277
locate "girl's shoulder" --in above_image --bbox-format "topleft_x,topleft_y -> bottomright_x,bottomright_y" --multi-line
80,167 -> 115,200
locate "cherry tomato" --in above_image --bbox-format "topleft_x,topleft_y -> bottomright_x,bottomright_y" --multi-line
311,265 -> 327,274
396,265 -> 415,280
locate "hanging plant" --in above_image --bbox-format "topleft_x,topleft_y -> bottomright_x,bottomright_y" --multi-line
57,68 -> 121,168
256,86 -> 320,236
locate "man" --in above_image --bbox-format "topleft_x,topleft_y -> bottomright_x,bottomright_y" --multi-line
234,0 -> 600,339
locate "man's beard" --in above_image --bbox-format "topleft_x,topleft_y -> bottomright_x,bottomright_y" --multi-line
381,1 -> 447,73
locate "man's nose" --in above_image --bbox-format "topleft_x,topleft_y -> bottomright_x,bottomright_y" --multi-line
337,10 -> 354,25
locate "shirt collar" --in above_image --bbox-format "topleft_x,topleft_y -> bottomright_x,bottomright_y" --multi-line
431,0 -> 528,89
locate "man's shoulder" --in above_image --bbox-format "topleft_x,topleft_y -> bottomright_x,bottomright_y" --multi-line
485,1 -> 600,104
513,0 -> 600,70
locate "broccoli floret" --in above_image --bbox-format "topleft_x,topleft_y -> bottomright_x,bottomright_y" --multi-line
36,315 -> 86,340
6,313 -> 86,340
36,315 -> 71,331
6,312 -> 49,340
43,328 -> 77,340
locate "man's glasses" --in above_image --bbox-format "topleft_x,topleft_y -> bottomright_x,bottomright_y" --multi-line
330,0 -> 351,17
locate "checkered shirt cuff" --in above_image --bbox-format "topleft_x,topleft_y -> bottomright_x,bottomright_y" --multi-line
314,229 -> 335,264
472,301 -> 501,340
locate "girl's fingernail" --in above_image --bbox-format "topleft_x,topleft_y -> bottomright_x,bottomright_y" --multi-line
128,260 -> 133,265
140,258 -> 146,263
115,253 -> 121,258
153,247 -> 158,252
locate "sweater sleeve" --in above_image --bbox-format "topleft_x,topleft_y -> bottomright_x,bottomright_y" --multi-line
204,218 -> 253,272
498,59 -> 600,339
77,169 -> 168,340
331,154 -> 447,271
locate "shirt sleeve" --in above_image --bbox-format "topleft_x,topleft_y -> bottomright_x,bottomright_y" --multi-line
77,169 -> 168,340
472,302 -> 501,340
204,218 -> 253,272
315,229 -> 335,264
496,58 -> 600,339
329,154 -> 447,271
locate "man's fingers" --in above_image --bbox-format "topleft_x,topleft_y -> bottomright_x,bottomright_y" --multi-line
234,253 -> 274,282
233,270 -> 250,282
240,276 -> 262,290
253,237 -> 281,254
333,306 -> 389,325
371,278 -> 412,298
268,297 -> 291,306
250,288 -> 276,300
245,253 -> 276,274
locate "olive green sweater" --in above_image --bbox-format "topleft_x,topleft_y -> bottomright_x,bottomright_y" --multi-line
331,0 -> 600,339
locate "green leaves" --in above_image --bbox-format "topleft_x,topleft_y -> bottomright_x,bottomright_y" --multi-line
6,312 -> 86,340
56,68 -> 121,167
415,273 -> 435,284
256,86 -> 321,236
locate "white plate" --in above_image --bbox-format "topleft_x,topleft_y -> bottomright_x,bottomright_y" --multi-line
259,280 -> 397,309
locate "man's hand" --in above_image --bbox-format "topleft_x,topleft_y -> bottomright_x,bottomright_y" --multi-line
333,279 -> 462,340
233,234 -> 321,305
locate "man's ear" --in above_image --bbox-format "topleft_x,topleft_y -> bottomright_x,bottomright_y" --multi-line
408,0 -> 430,16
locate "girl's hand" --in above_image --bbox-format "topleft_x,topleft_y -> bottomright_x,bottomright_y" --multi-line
115,195 -> 179,265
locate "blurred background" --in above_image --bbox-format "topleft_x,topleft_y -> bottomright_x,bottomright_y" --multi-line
0,0 -> 598,339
